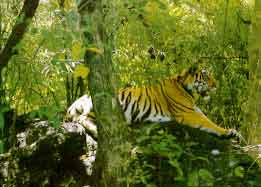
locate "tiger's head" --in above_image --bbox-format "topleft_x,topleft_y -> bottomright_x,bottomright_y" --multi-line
178,65 -> 216,99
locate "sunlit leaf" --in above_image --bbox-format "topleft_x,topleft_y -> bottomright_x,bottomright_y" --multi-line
187,170 -> 199,187
234,166 -> 245,178
198,169 -> 214,186
169,159 -> 184,181
73,64 -> 89,78
71,41 -> 84,60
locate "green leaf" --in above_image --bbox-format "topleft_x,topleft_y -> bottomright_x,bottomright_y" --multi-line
198,169 -> 214,187
191,156 -> 210,163
169,159 -> 183,181
73,64 -> 89,79
234,166 -> 244,178
188,170 -> 199,187
71,42 -> 85,60
0,105 -> 10,113
66,11 -> 79,31
146,184 -> 157,187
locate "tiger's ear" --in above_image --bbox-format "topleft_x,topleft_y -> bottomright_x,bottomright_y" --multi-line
188,64 -> 199,74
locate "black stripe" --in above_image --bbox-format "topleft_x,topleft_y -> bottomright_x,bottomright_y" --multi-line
154,101 -> 158,115
157,84 -> 173,114
141,103 -> 152,121
132,103 -> 140,123
143,88 -> 150,112
143,99 -> 147,111
155,97 -> 163,115
159,82 -> 173,114
159,83 -> 177,115
120,90 -> 125,103
131,91 -> 143,122
140,88 -> 152,121
147,87 -> 157,115
137,92 -> 142,103
123,91 -> 131,112
131,100 -> 137,115
130,101 -> 137,122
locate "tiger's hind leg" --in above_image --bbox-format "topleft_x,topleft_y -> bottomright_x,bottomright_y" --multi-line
176,111 -> 237,138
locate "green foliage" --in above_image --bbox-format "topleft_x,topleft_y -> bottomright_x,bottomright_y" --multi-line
113,0 -> 251,135
127,124 -> 183,186
28,106 -> 63,127
0,0 -> 260,186
126,124 -> 261,187
187,169 -> 214,187
0,0 -> 252,130
1,0 -> 84,116
199,59 -> 249,130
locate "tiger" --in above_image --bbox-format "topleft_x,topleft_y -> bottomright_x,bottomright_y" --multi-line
67,65 -> 237,139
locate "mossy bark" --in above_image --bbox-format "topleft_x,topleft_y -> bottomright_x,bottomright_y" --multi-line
78,1 -> 129,186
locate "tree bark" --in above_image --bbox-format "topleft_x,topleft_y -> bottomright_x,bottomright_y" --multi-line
78,1 -> 129,186
244,0 -> 261,144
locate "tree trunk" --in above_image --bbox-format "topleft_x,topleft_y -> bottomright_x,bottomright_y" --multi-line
78,1 -> 129,186
244,0 -> 261,144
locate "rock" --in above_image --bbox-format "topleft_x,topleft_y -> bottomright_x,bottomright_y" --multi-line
0,120 -> 97,187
